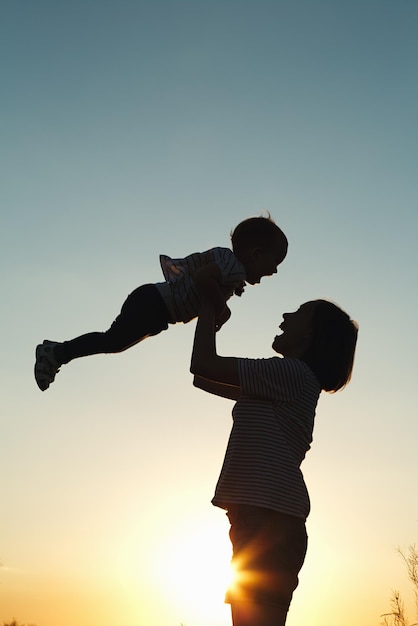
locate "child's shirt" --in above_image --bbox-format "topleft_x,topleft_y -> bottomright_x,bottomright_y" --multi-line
155,247 -> 246,323
211,357 -> 321,520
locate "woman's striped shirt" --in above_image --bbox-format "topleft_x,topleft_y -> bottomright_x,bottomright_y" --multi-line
212,357 -> 321,520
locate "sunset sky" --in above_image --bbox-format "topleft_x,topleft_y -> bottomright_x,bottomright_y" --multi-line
1,1 -> 417,625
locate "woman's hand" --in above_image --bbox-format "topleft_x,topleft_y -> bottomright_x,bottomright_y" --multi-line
215,304 -> 231,331
193,263 -> 227,316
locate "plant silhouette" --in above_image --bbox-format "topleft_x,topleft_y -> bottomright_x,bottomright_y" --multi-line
381,545 -> 418,626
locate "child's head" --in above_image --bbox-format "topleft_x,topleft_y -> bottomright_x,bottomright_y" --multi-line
231,214 -> 288,284
273,299 -> 358,392
302,300 -> 358,392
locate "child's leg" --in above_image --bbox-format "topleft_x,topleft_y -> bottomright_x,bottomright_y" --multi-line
56,284 -> 170,364
34,284 -> 171,390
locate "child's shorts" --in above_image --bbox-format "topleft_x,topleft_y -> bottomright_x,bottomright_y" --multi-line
225,504 -> 307,611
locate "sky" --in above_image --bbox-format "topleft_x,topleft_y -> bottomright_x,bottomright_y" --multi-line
1,1 -> 417,625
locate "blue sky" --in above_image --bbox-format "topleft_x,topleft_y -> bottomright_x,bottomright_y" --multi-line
1,1 -> 417,625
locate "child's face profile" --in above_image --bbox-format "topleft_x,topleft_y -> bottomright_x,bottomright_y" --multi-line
242,246 -> 285,285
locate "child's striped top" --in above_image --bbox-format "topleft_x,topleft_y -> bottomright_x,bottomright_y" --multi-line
155,247 -> 246,323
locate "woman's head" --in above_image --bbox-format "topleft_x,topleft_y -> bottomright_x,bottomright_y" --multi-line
273,299 -> 358,392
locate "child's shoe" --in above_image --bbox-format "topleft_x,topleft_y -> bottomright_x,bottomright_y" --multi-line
34,340 -> 61,391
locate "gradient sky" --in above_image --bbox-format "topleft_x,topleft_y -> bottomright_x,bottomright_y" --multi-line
1,1 -> 417,625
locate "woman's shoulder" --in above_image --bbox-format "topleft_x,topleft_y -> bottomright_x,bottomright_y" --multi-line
237,356 -> 320,402
240,356 -> 319,385
272,357 -> 319,380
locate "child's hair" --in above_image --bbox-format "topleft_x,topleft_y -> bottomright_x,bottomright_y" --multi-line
231,214 -> 288,261
302,300 -> 358,393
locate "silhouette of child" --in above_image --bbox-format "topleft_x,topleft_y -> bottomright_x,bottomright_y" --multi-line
35,214 -> 288,391
191,296 -> 358,626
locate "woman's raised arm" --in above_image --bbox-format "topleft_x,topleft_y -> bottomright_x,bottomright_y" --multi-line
190,299 -> 240,387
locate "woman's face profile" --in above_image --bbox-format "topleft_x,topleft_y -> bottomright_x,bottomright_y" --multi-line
272,301 -> 318,358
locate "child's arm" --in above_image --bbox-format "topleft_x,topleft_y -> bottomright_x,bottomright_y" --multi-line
193,375 -> 241,400
193,263 -> 231,330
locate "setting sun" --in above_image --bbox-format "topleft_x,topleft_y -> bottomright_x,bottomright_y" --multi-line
152,515 -> 234,624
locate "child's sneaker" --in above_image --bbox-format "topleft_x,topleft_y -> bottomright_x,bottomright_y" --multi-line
34,340 -> 61,391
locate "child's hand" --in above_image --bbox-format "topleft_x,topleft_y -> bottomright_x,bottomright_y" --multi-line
215,305 -> 231,332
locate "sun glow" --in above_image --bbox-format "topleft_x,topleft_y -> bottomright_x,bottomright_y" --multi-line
153,515 -> 234,623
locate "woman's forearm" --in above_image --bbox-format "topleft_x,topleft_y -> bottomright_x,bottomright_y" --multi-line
193,375 -> 241,400
190,299 -> 217,378
190,299 -> 240,386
